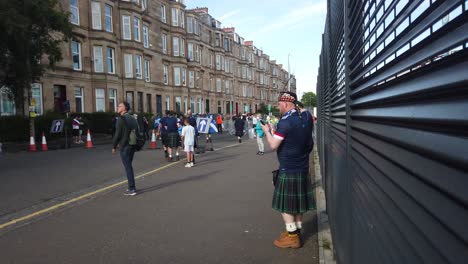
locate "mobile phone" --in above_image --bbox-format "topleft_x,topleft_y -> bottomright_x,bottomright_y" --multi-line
260,120 -> 266,125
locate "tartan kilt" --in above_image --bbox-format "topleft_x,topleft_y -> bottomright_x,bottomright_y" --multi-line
235,130 -> 244,137
161,133 -> 168,147
272,170 -> 316,214
167,132 -> 179,148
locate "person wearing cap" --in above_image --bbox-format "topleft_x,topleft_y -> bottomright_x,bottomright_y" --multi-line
260,91 -> 316,249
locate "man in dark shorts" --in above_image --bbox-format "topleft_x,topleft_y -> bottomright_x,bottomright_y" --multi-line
261,92 -> 316,249
163,111 -> 179,162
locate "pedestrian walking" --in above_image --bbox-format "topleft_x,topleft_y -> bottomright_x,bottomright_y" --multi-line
161,111 -> 179,161
112,102 -> 138,196
216,114 -> 223,134
181,118 -> 195,167
158,111 -> 169,158
255,114 -> 265,155
142,116 -> 150,140
234,114 -> 245,143
252,114 -> 258,138
72,115 -> 82,144
78,117 -> 85,143
261,92 -> 316,249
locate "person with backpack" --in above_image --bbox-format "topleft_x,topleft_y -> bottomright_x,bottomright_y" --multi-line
112,102 -> 139,196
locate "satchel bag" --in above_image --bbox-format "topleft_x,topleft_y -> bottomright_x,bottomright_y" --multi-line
272,170 -> 279,187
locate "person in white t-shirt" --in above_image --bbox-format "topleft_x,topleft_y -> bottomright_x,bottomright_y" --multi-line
181,117 -> 196,167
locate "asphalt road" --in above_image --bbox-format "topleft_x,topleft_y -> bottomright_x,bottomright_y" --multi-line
0,133 -> 318,264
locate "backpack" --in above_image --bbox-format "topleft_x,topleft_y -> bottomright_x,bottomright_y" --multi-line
122,114 -> 146,151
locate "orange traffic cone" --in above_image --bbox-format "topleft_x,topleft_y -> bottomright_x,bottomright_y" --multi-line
150,129 -> 157,149
29,134 -> 37,152
85,129 -> 94,149
41,131 -> 48,151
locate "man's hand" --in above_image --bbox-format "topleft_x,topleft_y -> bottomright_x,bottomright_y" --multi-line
112,148 -> 116,155
260,123 -> 269,134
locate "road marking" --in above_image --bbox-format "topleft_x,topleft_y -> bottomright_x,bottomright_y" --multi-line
0,162 -> 178,230
0,142 -> 240,230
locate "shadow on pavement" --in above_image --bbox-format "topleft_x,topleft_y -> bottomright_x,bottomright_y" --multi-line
137,169 -> 222,195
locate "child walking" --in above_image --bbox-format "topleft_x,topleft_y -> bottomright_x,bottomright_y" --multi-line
181,117 -> 195,167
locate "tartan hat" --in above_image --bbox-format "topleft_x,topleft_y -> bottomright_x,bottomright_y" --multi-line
278,91 -> 298,103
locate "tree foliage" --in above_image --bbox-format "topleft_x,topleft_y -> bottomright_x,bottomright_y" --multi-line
0,0 -> 72,112
301,92 -> 317,108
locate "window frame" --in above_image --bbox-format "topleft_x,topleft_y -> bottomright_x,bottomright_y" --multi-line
108,88 -> 117,112
74,86 -> 84,113
189,70 -> 194,88
173,36 -> 179,56
162,33 -> 167,54
70,0 -> 80,25
133,17 -> 141,42
124,53 -> 133,78
143,25 -> 149,48
122,15 -> 131,40
95,88 -> 106,112
135,54 -> 143,79
161,4 -> 167,23
91,1 -> 102,30
144,59 -> 150,82
107,47 -> 115,74
93,46 -> 104,72
173,66 -> 181,86
171,8 -> 179,27
104,4 -> 113,32
71,41 -> 82,71
163,64 -> 168,84
187,17 -> 193,33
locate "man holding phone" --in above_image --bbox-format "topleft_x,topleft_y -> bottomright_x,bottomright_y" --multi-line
260,91 -> 316,249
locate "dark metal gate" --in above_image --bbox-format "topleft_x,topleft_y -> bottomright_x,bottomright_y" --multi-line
317,0 -> 468,263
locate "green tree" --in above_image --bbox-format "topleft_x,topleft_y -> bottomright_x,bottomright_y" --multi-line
301,92 -> 317,108
0,0 -> 73,114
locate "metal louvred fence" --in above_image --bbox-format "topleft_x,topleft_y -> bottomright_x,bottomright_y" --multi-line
317,0 -> 468,263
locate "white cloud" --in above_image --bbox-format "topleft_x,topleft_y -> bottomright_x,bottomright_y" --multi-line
217,10 -> 241,22
258,1 -> 327,34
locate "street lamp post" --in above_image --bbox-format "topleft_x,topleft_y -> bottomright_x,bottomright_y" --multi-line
287,53 -> 292,92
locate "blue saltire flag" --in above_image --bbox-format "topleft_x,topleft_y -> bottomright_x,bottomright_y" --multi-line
208,119 -> 218,134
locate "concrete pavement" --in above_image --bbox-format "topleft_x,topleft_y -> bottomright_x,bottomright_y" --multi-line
0,134 -> 318,263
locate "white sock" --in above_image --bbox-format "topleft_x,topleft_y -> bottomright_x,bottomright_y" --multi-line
169,155 -> 172,158
296,221 -> 302,229
285,222 -> 297,232
176,152 -> 179,156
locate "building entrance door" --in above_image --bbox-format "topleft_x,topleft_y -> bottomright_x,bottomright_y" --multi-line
156,95 -> 162,116
53,85 -> 67,113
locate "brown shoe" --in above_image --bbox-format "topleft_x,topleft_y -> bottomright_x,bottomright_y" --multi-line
274,233 -> 301,248
279,229 -> 302,239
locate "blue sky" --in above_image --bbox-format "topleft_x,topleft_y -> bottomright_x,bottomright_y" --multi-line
186,0 -> 328,98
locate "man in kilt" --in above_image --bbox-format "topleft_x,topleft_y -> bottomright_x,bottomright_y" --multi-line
161,111 -> 179,162
260,91 -> 316,249
234,113 -> 245,143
